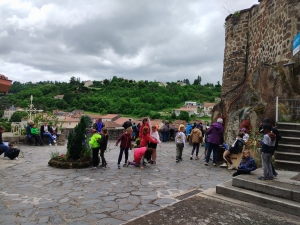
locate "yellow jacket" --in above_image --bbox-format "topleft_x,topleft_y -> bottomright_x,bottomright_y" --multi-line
89,133 -> 101,148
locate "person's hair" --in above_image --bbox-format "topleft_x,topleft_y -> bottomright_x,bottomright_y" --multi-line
144,148 -> 153,161
151,125 -> 156,129
179,125 -> 185,131
9,143 -> 13,147
217,118 -> 223,123
242,150 -> 250,158
142,126 -> 149,135
126,127 -> 132,132
237,133 -> 244,138
91,129 -> 97,134
102,127 -> 108,134
142,118 -> 147,124
0,126 -> 5,130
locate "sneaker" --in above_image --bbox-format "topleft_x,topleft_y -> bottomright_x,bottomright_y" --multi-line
123,163 -> 127,167
126,161 -> 130,167
213,163 -> 216,166
49,144 -> 52,146
266,176 -> 274,180
152,161 -> 156,164
176,158 -> 179,163
190,155 -> 193,160
118,165 -> 121,169
220,163 -> 227,168
204,162 -> 208,166
258,176 -> 266,181
179,157 -> 183,161
53,140 -> 56,144
195,156 -> 199,160
228,164 -> 235,170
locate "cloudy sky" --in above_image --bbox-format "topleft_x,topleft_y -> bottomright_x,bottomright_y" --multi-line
0,0 -> 258,84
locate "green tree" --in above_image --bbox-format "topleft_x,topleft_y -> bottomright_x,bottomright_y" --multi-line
178,111 -> 190,122
10,111 -> 29,122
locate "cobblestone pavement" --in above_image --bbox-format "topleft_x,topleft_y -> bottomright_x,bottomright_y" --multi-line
0,141 -> 233,225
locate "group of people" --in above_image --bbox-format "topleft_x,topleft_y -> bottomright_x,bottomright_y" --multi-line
26,121 -> 58,146
0,126 -> 20,160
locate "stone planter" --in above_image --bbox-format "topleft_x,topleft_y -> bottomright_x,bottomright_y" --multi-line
48,157 -> 93,169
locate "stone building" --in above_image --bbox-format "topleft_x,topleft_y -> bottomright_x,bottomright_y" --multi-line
214,0 -> 300,143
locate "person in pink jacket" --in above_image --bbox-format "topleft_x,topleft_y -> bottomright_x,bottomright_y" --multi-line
126,147 -> 153,169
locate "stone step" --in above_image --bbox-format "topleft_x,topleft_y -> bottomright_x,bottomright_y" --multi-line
277,144 -> 300,153
232,175 -> 300,203
275,151 -> 300,161
277,122 -> 300,131
216,180 -> 300,217
280,136 -> 300,145
278,129 -> 300,138
275,160 -> 300,171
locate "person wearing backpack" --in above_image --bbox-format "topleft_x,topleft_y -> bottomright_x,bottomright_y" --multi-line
89,129 -> 101,169
190,126 -> 203,160
223,133 -> 245,170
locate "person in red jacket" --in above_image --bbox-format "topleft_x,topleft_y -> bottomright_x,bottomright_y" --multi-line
139,118 -> 150,139
126,147 -> 153,169
140,126 -> 158,148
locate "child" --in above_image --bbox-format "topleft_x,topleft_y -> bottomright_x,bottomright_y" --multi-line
89,129 -> 101,169
116,127 -> 133,169
140,126 -> 158,148
175,125 -> 186,162
126,147 -> 153,169
0,126 -> 10,157
190,125 -> 203,160
7,144 -> 21,160
99,128 -> 109,168
233,150 -> 257,177
149,125 -> 161,164
258,124 -> 276,180
223,133 -> 245,170
240,128 -> 249,142
30,124 -> 44,146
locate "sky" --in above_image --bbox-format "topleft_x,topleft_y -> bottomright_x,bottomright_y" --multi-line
0,0 -> 259,85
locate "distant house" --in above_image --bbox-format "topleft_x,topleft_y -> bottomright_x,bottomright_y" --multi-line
185,101 -> 197,106
3,105 -> 16,120
52,110 -> 66,116
86,114 -> 120,124
158,82 -> 167,87
203,102 -> 216,116
173,107 -> 198,116
177,82 -> 186,86
84,80 -> 93,87
54,95 -> 64,100
71,110 -> 84,114
58,116 -> 80,129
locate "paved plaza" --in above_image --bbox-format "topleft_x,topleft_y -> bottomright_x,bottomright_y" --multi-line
0,141 -> 233,225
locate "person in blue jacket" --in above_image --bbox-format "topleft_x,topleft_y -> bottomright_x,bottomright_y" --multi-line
233,150 -> 257,177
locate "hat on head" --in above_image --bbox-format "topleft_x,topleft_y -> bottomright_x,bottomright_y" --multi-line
240,128 -> 246,132
263,118 -> 271,124
217,118 -> 223,124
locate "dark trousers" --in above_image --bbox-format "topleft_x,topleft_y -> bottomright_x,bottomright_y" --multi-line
205,143 -> 219,163
92,147 -> 100,167
170,130 -> 174,139
191,143 -> 200,156
233,169 -> 250,177
32,134 -> 43,145
27,134 -> 34,145
100,149 -> 107,166
118,147 -> 129,165
162,132 -> 167,142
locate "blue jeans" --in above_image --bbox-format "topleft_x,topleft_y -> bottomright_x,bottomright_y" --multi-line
205,143 -> 219,163
162,132 -> 167,142
42,132 -> 54,144
118,147 -> 129,165
0,143 -> 9,157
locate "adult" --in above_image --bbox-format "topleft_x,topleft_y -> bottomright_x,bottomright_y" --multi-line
122,119 -> 132,130
136,123 -> 141,139
95,118 -> 105,133
205,118 -> 224,166
26,121 -> 35,145
41,122 -> 56,146
161,123 -> 169,142
169,124 -> 175,139
132,122 -> 138,140
186,123 -> 192,135
139,118 -> 150,139
0,126 -> 9,157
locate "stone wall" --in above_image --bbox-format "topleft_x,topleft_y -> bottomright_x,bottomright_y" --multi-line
218,0 -> 300,143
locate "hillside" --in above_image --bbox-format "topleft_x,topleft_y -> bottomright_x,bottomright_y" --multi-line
1,76 -> 221,118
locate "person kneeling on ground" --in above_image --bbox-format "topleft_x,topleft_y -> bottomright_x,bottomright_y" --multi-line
7,144 -> 21,160
126,147 -> 153,169
233,150 -> 257,177
223,133 -> 245,170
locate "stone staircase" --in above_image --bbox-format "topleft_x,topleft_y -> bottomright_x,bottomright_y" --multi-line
275,122 -> 300,171
216,169 -> 300,216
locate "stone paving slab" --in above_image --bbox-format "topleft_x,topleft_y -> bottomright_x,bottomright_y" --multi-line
0,141 -> 233,225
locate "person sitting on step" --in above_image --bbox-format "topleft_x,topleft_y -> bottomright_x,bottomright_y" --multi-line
233,150 -> 257,177
223,133 -> 245,170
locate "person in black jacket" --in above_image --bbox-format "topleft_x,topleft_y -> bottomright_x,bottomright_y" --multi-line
223,133 -> 245,170
41,122 -> 56,146
99,128 -> 109,168
26,121 -> 34,145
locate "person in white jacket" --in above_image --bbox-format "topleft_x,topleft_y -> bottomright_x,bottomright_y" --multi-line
147,118 -> 161,164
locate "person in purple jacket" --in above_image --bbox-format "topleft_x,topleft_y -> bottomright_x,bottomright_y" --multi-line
204,118 -> 224,166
